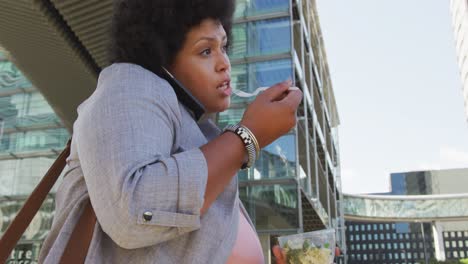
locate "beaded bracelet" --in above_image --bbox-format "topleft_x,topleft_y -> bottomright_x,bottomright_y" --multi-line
223,124 -> 260,169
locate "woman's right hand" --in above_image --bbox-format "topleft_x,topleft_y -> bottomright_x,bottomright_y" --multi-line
199,80 -> 302,215
240,80 -> 303,148
272,245 -> 286,264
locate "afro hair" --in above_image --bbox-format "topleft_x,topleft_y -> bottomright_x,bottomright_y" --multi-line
108,0 -> 236,76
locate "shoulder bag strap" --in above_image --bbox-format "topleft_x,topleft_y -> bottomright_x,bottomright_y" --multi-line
60,199 -> 96,263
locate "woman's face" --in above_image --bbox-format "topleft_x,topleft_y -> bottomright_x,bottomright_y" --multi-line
170,18 -> 231,113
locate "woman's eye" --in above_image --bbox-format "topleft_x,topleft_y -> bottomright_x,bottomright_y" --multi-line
222,45 -> 228,53
201,49 -> 211,56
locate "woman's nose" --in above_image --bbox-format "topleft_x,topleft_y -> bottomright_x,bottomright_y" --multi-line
215,53 -> 230,73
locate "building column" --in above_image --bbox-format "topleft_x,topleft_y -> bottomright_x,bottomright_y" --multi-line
432,221 -> 446,261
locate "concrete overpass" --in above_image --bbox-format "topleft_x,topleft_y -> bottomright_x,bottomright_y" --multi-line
343,193 -> 468,222
342,193 -> 468,261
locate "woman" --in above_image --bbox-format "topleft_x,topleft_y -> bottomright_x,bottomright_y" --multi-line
39,0 -> 302,263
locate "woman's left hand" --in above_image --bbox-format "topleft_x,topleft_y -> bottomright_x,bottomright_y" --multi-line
272,245 -> 286,264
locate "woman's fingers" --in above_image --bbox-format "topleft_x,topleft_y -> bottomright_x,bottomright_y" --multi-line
240,80 -> 302,148
280,89 -> 303,111
272,245 -> 286,264
261,80 -> 291,101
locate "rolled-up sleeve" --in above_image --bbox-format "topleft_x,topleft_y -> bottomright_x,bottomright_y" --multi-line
74,64 -> 208,249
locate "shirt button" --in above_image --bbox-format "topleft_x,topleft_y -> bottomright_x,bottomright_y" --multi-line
143,211 -> 153,221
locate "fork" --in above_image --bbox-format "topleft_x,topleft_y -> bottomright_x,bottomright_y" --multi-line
233,86 -> 299,98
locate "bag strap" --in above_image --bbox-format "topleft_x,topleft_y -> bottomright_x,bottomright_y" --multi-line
0,138 -> 97,264
60,199 -> 96,263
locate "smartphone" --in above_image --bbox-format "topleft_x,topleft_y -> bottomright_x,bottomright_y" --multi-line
161,67 -> 205,121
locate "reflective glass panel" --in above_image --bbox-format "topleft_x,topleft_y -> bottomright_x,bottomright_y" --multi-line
240,183 -> 298,230
237,134 -> 296,181
234,0 -> 289,18
0,157 -> 62,196
0,196 -> 55,241
230,17 -> 291,59
217,108 -> 245,128
0,128 -> 68,154
0,53 -> 68,261
231,59 -> 293,105
0,59 -> 32,92
0,92 -> 60,132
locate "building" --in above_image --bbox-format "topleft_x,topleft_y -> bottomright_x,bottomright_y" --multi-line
0,49 -> 69,262
450,0 -> 468,122
0,1 -> 345,263
345,168 -> 468,264
219,1 -> 345,262
392,169 -> 468,260
346,221 -> 434,263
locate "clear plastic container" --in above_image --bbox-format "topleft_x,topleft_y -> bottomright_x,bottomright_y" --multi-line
277,229 -> 336,264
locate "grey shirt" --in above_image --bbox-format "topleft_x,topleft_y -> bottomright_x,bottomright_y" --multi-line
39,63 -> 253,264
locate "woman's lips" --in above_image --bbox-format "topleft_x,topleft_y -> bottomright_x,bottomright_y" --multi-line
217,82 -> 232,96
223,86 -> 232,96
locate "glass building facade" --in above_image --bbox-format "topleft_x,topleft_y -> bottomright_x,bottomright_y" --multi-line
0,50 -> 69,263
223,0 -> 345,263
346,221 -> 435,264
0,0 -> 345,263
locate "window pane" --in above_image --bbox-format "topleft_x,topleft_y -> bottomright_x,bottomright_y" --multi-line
0,195 -> 55,241
0,93 -> 62,133
0,128 -> 68,154
231,59 -> 293,105
251,134 -> 296,179
230,18 -> 291,59
234,0 -> 289,18
239,183 -> 298,230
0,59 -> 32,92
0,157 -> 62,196
217,108 -> 244,128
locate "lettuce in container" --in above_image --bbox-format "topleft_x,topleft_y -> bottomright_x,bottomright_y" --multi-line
277,229 -> 335,264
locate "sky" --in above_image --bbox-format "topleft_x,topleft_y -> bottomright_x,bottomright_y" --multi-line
316,0 -> 468,194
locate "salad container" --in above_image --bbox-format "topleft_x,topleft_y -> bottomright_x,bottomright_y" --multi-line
277,229 -> 336,264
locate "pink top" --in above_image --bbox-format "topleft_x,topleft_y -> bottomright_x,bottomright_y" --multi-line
226,209 -> 265,264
